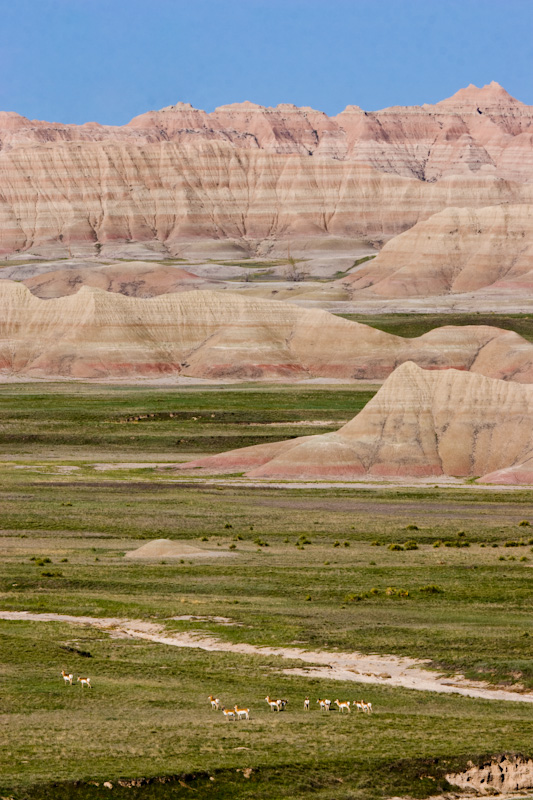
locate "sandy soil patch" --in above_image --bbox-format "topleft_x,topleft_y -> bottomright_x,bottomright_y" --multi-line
125,538 -> 234,559
2,611 -> 533,705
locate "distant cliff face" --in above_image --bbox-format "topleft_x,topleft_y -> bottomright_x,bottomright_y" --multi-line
0,82 -> 532,254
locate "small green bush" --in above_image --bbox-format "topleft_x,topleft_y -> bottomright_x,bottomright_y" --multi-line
388,543 -> 404,551
519,520 -> 530,527
420,584 -> 444,594
405,524 -> 419,531
404,541 -> 419,551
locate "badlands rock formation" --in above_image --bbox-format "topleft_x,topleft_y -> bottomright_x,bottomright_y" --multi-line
177,362 -> 533,483
340,204 -> 533,297
0,83 -> 532,254
2,281 -> 533,381
22,261 -> 221,298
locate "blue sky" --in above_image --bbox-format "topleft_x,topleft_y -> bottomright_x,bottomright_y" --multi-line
1,0 -> 532,124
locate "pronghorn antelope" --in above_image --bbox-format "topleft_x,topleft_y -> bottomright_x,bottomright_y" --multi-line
362,701 -> 373,714
208,695 -> 220,710
221,707 -> 236,721
265,695 -> 281,712
335,699 -> 351,713
317,698 -> 328,711
324,698 -> 332,711
304,697 -> 310,711
77,676 -> 92,688
61,670 -> 73,685
234,705 -> 250,720
276,698 -> 288,711
354,701 -> 364,712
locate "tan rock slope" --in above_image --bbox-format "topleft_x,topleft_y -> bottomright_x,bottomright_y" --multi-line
1,83 -> 532,254
2,281 -> 533,381
177,362 -> 533,483
22,261 -> 221,298
339,204 -> 533,297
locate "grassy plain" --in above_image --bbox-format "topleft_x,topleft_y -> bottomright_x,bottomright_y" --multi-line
337,312 -> 533,342
2,384 -> 533,798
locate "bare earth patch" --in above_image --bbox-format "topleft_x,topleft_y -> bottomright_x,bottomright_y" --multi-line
125,538 -> 234,559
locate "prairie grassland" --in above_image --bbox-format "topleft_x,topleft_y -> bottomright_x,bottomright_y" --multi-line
336,312 -> 533,342
2,384 -> 533,798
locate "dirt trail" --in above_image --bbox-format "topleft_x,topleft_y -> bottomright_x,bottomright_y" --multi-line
3,610 -> 533,705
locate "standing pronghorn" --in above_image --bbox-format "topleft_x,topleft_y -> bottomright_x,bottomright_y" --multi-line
304,697 -> 310,711
208,695 -> 220,710
265,695 -> 281,712
221,707 -> 236,721
317,698 -> 328,711
234,705 -> 250,720
354,700 -> 364,712
77,676 -> 91,689
61,670 -> 73,685
276,698 -> 288,711
362,701 -> 373,714
335,699 -> 351,713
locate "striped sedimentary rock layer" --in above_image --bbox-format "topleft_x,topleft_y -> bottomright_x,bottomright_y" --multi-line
177,362 -> 533,483
1,82 -> 532,253
1,281 -> 533,381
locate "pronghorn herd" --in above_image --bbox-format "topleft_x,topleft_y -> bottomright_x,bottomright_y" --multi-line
61,670 -> 91,688
211,694 -> 373,719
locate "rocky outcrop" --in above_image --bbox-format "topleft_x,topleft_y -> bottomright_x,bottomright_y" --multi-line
177,362 -> 533,482
1,282 -> 533,381
339,204 -> 533,297
447,756 -> 533,795
0,83 -> 532,254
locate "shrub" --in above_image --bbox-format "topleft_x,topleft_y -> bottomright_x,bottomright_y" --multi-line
229,544 -> 236,550
388,543 -> 404,551
254,538 -> 268,547
370,540 -> 381,547
405,524 -> 419,531
224,523 -> 233,529
457,531 -> 466,537
233,534 -> 243,541
298,535 -> 312,545
403,540 -> 419,551
343,541 -> 350,547
520,556 -> 529,562
385,587 -> 409,597
519,520 -> 531,527
345,592 -> 365,603
420,584 -> 444,594
333,540 -> 341,548
433,540 -> 442,548
505,540 -> 521,547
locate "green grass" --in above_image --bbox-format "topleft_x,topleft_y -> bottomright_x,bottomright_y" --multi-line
3,619 -> 533,799
335,312 -> 533,342
334,254 -> 377,278
3,384 -> 533,797
0,384 -> 375,459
